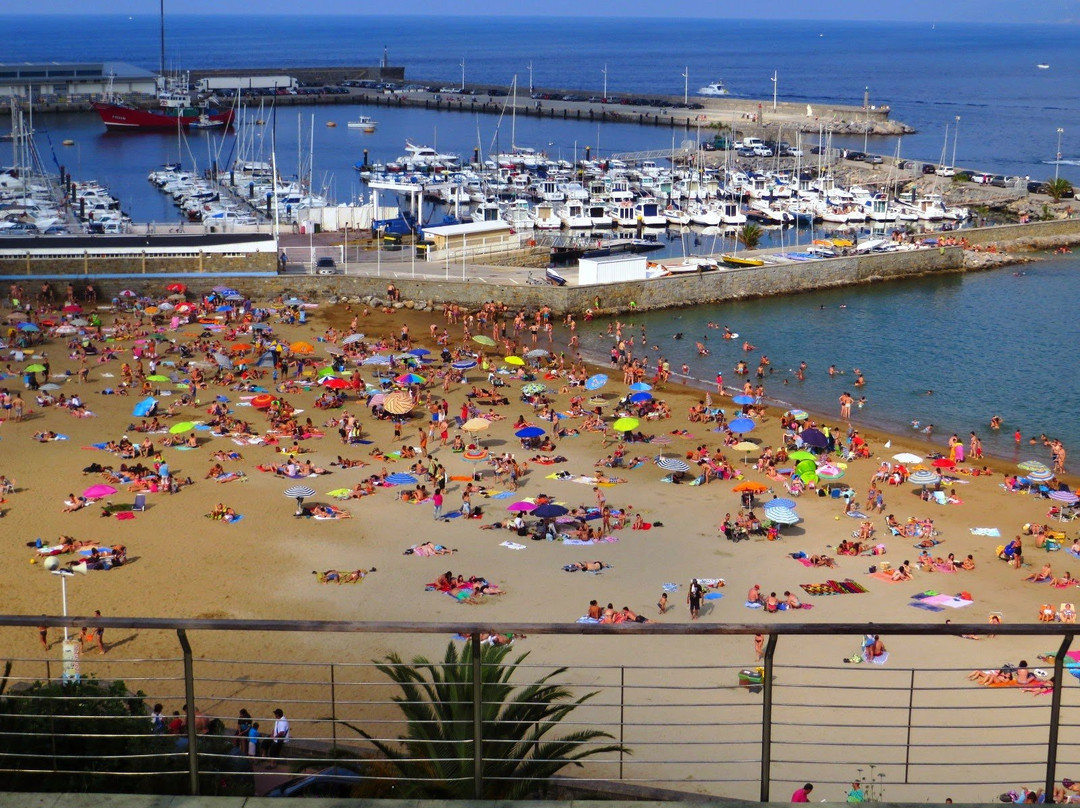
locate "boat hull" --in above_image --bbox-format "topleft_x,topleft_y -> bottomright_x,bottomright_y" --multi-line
91,102 -> 235,131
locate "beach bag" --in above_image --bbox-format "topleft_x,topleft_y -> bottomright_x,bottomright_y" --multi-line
869,565 -> 877,574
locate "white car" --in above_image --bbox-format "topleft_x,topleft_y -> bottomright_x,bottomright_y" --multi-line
753,146 -> 774,157
935,166 -> 955,177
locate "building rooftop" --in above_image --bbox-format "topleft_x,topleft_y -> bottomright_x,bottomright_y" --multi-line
0,61 -> 156,83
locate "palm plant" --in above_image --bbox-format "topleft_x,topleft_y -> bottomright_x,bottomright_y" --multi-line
1044,177 -> 1074,202
738,222 -> 764,251
344,641 -> 625,799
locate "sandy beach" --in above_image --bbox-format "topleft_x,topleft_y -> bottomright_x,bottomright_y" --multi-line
0,290 -> 1075,801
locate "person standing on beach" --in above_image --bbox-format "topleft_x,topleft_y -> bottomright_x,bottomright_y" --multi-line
687,578 -> 702,620
432,488 -> 443,520
268,708 -> 289,765
754,633 -> 764,661
792,783 -> 813,802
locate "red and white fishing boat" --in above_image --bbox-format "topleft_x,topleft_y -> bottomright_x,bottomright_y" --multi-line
91,75 -> 235,131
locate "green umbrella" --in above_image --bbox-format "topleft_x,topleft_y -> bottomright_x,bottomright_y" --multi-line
799,471 -> 820,484
169,421 -> 196,434
788,450 -> 817,462
317,366 -> 338,378
24,364 -> 45,373
612,417 -> 640,432
146,375 -> 171,382
472,335 -> 496,346
795,458 -> 817,475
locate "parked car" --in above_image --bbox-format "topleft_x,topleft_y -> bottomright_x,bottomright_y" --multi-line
921,164 -> 938,175
264,766 -> 364,798
865,154 -> 884,165
845,151 -> 867,162
970,173 -> 992,184
935,166 -> 955,177
315,256 -> 342,275
752,146 -> 774,157
989,175 -> 1008,187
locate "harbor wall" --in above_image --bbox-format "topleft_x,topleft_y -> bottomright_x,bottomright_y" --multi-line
953,216 -> 1080,246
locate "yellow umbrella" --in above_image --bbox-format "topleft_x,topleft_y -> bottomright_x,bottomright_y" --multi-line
504,355 -> 525,366
612,417 -> 639,432
383,392 -> 415,415
461,418 -> 491,433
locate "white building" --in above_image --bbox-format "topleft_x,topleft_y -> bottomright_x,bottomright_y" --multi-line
0,62 -> 157,100
419,220 -> 521,262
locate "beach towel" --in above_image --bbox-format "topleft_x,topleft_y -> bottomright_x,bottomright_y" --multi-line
562,536 -> 619,546
970,527 -> 1001,537
871,651 -> 890,665
923,594 -> 974,608
845,510 -> 869,518
801,579 -> 868,596
909,601 -> 945,612
576,616 -> 602,624
795,557 -> 814,567
114,511 -> 135,520
744,601 -> 763,609
662,582 -> 680,592
500,541 -> 526,550
871,571 -> 902,583
704,592 -> 724,600
215,472 -> 246,483
1069,549 -> 1080,560
698,578 -> 725,588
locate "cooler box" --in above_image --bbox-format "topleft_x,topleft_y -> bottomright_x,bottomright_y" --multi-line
739,668 -> 764,689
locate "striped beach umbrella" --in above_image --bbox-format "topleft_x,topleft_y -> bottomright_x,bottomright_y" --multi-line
1027,469 -> 1056,482
763,504 -> 800,525
385,473 -> 417,485
907,470 -> 940,486
453,360 -> 478,370
1018,460 -> 1050,474
655,455 -> 691,473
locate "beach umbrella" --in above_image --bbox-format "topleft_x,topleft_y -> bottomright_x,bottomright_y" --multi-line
907,469 -> 940,487
131,396 -> 157,417
763,504 -> 800,525
1018,460 -> 1050,474
169,421 -> 196,434
255,352 -> 277,369
62,303 -> 82,313
585,374 -> 608,390
788,409 -> 809,420
462,418 -> 491,433
533,503 -> 569,519
733,440 -> 760,462
23,363 -> 45,373
526,348 -> 550,358
144,306 -> 160,315
732,394 -> 756,405
212,352 -> 233,369
119,290 -> 136,297
453,360 -> 478,371
931,458 -> 955,469
629,382 -> 652,392
382,392 -> 415,414
733,481 -> 769,493
385,473 -> 417,485
798,427 -> 829,448
472,335 -> 496,346
795,458 -> 817,475
395,372 -> 426,385
508,501 -> 537,512
1027,469 -> 1056,482
17,322 -> 39,331
649,434 -> 673,445
250,323 -> 271,332
70,318 -> 89,326
368,393 -> 386,408
362,355 -> 391,366
166,283 -> 186,293
817,465 -> 845,480
321,377 -> 350,390
82,484 -> 117,500
788,450 -> 816,462
655,455 -> 691,473
892,452 -> 923,464
342,333 -> 365,345
515,426 -> 545,438
283,484 -> 316,514
230,343 -> 252,353
39,383 -> 60,391
799,471 -> 820,485
252,394 -> 275,409
316,366 -> 338,378
767,497 -> 797,509
290,341 -> 315,355
521,382 -> 546,395
504,355 -> 525,366
612,417 -> 639,432
408,348 -> 431,357
1049,490 -> 1079,520
146,374 -> 171,382
729,417 -> 756,434
225,294 -> 244,302
629,391 -> 653,403
5,312 -> 27,321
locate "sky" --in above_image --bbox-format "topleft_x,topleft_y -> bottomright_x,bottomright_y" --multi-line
3,1 -> 1079,23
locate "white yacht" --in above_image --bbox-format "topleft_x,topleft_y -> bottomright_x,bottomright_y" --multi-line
557,200 -> 592,229
697,81 -> 729,96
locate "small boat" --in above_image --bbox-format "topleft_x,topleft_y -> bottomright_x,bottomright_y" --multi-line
698,81 -> 730,96
347,115 -> 378,133
326,121 -> 337,128
1037,64 -> 1050,69
720,254 -> 765,268
189,113 -> 225,129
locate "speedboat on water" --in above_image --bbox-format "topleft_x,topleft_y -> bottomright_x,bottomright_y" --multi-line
698,81 -> 730,96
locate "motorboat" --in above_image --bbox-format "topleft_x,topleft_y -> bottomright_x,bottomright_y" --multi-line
698,81 -> 730,96
633,199 -> 667,228
347,115 -> 378,133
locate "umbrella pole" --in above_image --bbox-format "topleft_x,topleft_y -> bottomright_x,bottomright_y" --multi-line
295,497 -> 304,516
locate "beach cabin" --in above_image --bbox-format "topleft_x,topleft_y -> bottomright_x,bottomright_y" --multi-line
419,220 -> 520,262
577,255 -> 648,285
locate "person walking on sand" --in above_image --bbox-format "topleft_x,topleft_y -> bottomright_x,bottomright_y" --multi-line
687,578 -> 703,620
754,633 -> 765,661
792,783 -> 814,802
432,487 -> 443,520
657,592 -> 668,614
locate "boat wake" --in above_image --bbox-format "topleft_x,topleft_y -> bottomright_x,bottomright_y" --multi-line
1042,159 -> 1080,166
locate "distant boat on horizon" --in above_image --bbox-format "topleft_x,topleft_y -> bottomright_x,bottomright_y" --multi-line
697,81 -> 729,97
1037,63 -> 1050,69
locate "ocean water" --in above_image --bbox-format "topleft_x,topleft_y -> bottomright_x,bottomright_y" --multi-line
5,14 -> 1079,457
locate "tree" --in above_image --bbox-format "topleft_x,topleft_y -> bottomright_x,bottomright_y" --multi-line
345,641 -> 625,799
1044,177 -> 1074,202
737,222 -> 764,251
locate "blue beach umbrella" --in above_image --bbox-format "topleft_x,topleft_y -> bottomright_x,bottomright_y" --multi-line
767,497 -> 797,509
452,360 -> 478,370
17,322 -> 39,331
729,417 -> 756,433
515,426 -> 545,438
585,374 -> 609,390
732,394 -> 756,405
798,427 -> 829,448
386,473 -> 418,485
409,348 -> 431,357
628,382 -> 652,392
533,503 -> 569,519
629,392 -> 653,403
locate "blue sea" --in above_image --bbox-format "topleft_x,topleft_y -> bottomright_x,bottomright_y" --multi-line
4,14 -> 1080,458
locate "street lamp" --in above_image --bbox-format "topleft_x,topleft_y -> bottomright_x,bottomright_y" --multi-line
771,71 -> 778,111
952,116 -> 960,169
1056,128 -> 1064,181
602,64 -> 608,102
527,61 -> 533,94
343,223 -> 349,274
682,66 -> 688,106
460,58 -> 466,92
51,567 -> 83,682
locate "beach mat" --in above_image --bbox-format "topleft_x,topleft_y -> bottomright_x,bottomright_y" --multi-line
801,579 -> 869,596
909,601 -> 945,613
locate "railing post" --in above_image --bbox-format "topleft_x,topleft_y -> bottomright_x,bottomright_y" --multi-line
619,665 -> 625,780
759,633 -> 778,802
1045,633 -> 1074,797
472,632 -> 483,800
904,667 -> 915,783
329,662 -> 338,752
177,629 -> 199,796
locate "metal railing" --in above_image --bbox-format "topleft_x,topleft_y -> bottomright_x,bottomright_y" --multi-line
1,616 -> 1078,802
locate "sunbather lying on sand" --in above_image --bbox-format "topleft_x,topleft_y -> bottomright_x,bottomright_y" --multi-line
563,560 -> 608,572
312,568 -> 375,584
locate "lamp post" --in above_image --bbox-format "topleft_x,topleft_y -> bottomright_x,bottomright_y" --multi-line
460,58 -> 466,92
682,67 -> 688,106
952,116 -> 960,169
772,71 -> 778,111
527,62 -> 533,94
602,64 -> 608,102
51,567 -> 81,682
1056,128 -> 1064,181
343,223 -> 349,274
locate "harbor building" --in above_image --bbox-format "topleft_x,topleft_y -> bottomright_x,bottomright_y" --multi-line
0,62 -> 157,101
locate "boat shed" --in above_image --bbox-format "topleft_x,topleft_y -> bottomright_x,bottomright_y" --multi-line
419,220 -> 520,262
578,255 -> 649,285
0,63 -> 158,101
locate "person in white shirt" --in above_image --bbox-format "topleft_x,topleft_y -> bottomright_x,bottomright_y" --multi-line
269,708 -> 290,763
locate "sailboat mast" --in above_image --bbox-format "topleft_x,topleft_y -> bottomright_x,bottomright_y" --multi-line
160,0 -> 166,78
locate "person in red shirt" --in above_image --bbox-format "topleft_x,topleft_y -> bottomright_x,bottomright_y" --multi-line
792,783 -> 814,802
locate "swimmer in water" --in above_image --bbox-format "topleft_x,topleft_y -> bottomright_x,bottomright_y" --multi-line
828,365 -> 837,377
990,415 -> 1002,430
857,396 -> 867,408
673,333 -> 684,340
